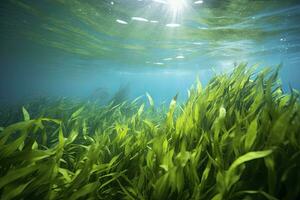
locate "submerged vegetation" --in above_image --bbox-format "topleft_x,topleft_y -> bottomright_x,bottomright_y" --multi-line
0,64 -> 299,200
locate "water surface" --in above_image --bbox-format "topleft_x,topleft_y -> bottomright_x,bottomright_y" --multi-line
1,0 -> 300,103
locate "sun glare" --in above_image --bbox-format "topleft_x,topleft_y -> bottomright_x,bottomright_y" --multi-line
168,0 -> 186,12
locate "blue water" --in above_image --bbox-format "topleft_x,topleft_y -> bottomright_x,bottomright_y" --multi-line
1,0 -> 300,105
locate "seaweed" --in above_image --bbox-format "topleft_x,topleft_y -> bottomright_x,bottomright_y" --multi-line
0,64 -> 299,200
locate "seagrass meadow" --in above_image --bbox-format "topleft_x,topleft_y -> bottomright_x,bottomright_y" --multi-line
0,64 -> 299,200
1,0 -> 300,199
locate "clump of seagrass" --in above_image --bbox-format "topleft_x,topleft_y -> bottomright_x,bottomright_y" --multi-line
0,64 -> 299,200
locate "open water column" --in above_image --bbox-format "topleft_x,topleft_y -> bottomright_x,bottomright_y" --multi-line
0,0 -> 300,199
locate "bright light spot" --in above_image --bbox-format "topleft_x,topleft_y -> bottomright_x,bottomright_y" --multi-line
197,26 -> 208,30
154,62 -> 164,65
164,58 -> 173,61
168,0 -> 185,11
150,20 -> 159,23
176,55 -> 184,59
192,42 -> 202,45
194,0 -> 203,4
152,0 -> 167,4
110,1 -> 114,5
166,23 -> 180,27
116,19 -> 128,24
153,0 -> 188,19
131,17 -> 149,22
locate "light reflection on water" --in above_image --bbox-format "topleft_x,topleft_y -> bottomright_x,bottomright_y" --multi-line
0,0 -> 300,103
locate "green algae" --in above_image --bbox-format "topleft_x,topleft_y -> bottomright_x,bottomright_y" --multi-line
0,64 -> 300,200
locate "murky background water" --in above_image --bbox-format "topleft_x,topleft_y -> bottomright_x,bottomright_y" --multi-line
1,0 -> 300,104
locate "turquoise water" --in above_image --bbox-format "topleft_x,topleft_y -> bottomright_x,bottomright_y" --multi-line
1,0 -> 300,104
1,1 -> 300,199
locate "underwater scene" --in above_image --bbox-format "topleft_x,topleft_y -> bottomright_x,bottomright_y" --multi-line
0,0 -> 300,199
